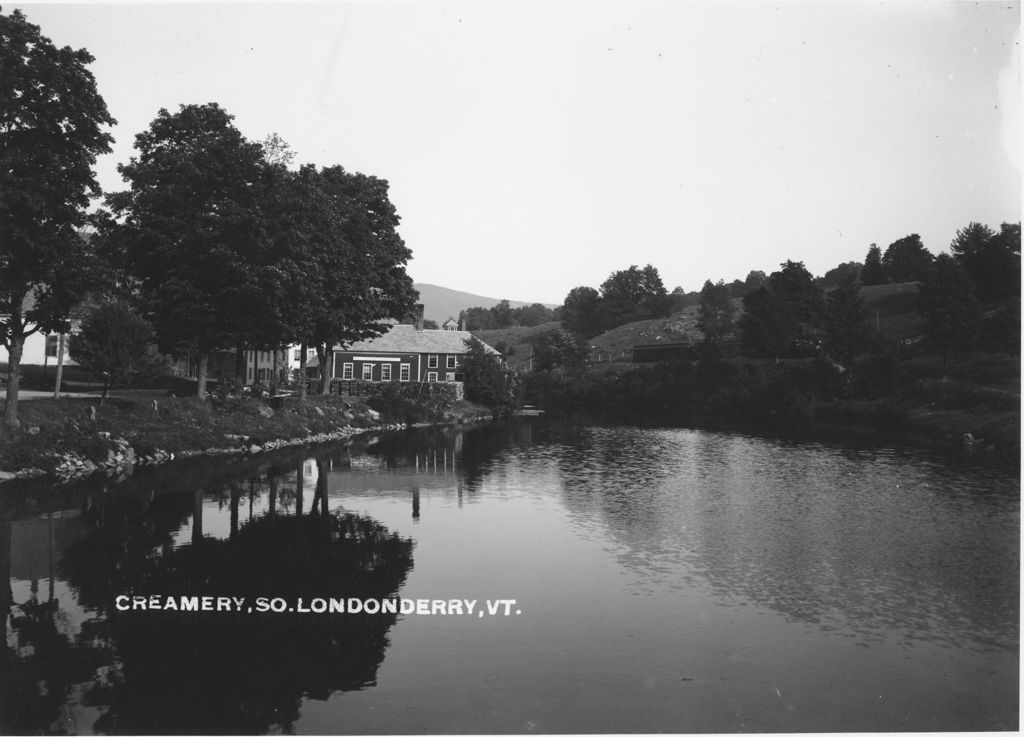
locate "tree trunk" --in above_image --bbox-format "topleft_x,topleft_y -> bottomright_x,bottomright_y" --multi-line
298,342 -> 308,402
196,352 -> 209,399
295,461 -> 304,516
234,341 -> 247,384
53,333 -> 66,400
100,377 -> 110,406
3,333 -> 25,431
317,343 -> 332,395
271,349 -> 280,393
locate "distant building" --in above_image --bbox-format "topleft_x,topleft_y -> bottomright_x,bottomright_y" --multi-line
330,324 -> 500,384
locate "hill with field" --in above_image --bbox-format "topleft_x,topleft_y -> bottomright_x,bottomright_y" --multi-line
474,282 -> 928,369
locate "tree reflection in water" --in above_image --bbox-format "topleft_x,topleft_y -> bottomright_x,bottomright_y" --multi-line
3,457 -> 415,735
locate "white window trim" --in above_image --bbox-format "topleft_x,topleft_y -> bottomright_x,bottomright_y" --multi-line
362,363 -> 375,380
447,355 -> 457,368
445,372 -> 456,382
427,354 -> 438,368
400,363 -> 411,382
426,371 -> 438,383
381,364 -> 392,381
342,362 -> 354,380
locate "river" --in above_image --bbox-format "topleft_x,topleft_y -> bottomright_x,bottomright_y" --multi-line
0,421 -> 1018,733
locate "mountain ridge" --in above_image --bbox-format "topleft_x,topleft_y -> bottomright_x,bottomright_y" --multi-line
413,283 -> 558,325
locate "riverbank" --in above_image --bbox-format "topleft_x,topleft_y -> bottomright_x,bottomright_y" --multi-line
0,392 -> 494,482
525,350 -> 1020,467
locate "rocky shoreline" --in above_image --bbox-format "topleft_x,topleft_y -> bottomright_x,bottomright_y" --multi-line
0,396 -> 495,484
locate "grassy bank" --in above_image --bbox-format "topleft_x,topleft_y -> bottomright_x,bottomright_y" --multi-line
525,350 -> 1020,466
0,391 -> 492,479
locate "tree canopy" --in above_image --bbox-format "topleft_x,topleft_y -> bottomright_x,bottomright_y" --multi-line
918,254 -> 981,372
106,103 -> 266,398
860,244 -> 887,286
882,234 -> 934,283
696,279 -> 735,343
1,8 -> 116,428
739,261 -> 823,360
950,221 -> 1021,303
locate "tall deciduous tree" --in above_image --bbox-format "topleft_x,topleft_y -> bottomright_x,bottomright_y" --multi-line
303,166 -> 418,394
598,264 -> 670,330
560,286 -> 603,338
918,254 -> 981,373
696,279 -> 735,343
107,103 -> 266,399
739,261 -> 824,361
0,9 -> 115,428
882,234 -> 935,283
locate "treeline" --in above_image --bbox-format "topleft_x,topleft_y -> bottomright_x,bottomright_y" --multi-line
459,301 -> 559,331
1,10 -> 417,429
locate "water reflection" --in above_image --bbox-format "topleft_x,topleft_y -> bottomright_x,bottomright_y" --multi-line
546,426 -> 1019,653
1,439 -> 415,734
0,422 -> 1018,733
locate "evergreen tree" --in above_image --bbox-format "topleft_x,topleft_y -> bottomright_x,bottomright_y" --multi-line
950,221 -> 1021,303
860,244 -> 887,285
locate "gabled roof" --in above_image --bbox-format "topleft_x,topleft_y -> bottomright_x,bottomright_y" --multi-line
338,324 -> 501,355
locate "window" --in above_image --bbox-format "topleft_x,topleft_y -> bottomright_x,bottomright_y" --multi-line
447,355 -> 457,368
400,363 -> 411,382
293,348 -> 302,361
362,364 -> 374,380
426,371 -> 438,383
427,354 -> 438,368
445,372 -> 456,382
342,363 -> 354,380
45,334 -> 59,358
381,364 -> 392,381
247,366 -> 254,382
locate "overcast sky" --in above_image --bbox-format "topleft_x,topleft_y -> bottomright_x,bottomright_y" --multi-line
13,1 -> 1022,305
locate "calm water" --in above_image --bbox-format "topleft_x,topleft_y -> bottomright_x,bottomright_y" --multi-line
0,422 -> 1018,734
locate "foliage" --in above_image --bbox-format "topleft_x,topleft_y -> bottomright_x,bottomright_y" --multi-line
917,254 -> 981,370
70,301 -> 166,400
533,329 -> 590,376
821,280 -> 874,368
598,264 -> 671,330
302,165 -> 418,392
696,279 -> 735,343
860,244 -> 887,286
460,337 -> 521,415
1,8 -> 115,427
819,261 -> 863,289
950,221 -> 1021,303
458,301 -> 555,330
739,261 -> 824,360
882,234 -> 935,283
105,103 -> 266,398
560,286 -> 603,338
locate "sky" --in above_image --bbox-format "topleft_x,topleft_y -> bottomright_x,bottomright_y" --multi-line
11,1 -> 1022,305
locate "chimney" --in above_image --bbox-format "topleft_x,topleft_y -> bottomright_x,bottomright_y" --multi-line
459,316 -> 466,331
415,303 -> 424,331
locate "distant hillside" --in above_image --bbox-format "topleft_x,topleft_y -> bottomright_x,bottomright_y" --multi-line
413,283 -> 557,325
469,281 -> 927,369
